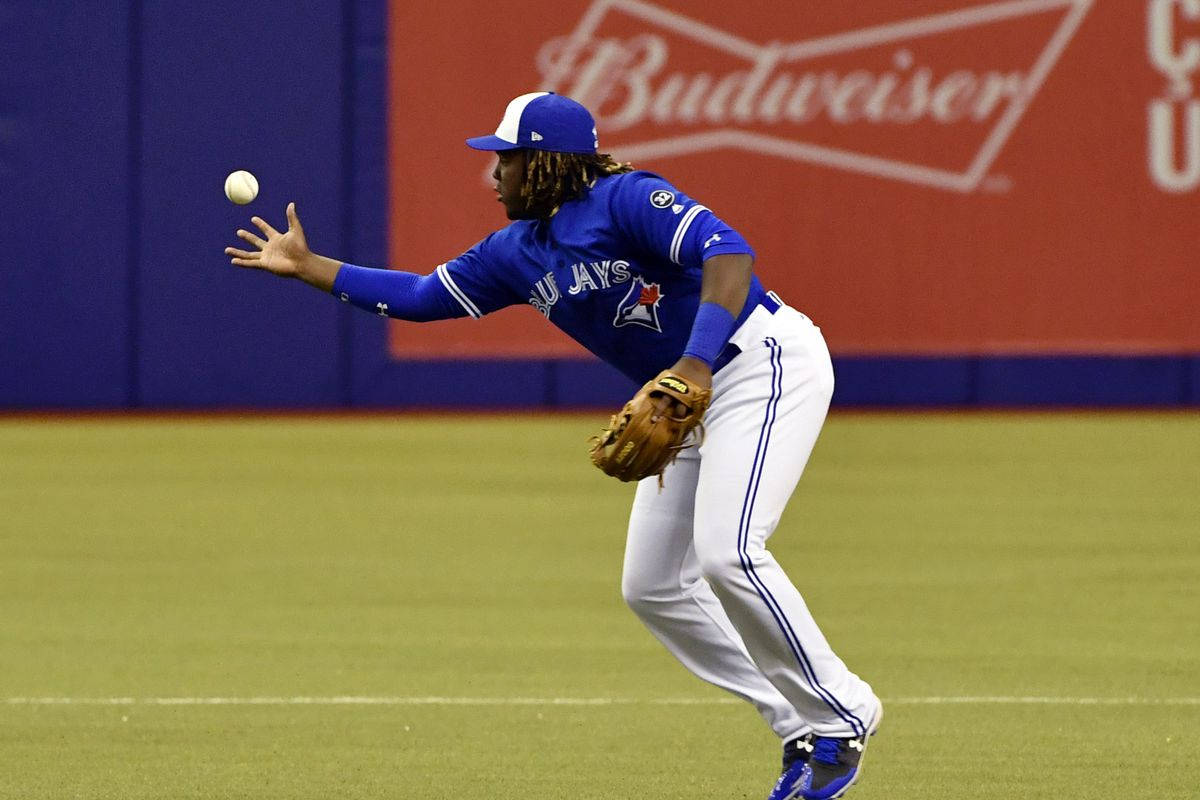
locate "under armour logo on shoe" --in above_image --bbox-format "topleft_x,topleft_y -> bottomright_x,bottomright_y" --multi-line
769,763 -> 812,800
376,302 -> 388,316
848,739 -> 864,752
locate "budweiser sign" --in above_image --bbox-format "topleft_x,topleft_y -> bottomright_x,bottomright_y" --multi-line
535,0 -> 1093,191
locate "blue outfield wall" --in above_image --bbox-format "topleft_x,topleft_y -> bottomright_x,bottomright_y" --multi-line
134,0 -> 349,408
831,355 -> 1198,408
0,0 -> 1196,410
0,2 -> 133,408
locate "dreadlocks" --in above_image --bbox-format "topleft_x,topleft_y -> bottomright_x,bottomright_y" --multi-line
521,151 -> 634,217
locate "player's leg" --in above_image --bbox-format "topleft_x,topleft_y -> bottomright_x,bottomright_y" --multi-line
622,450 -> 806,741
693,308 -> 881,798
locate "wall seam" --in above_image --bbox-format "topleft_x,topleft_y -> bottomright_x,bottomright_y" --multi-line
338,0 -> 357,407
126,0 -> 143,408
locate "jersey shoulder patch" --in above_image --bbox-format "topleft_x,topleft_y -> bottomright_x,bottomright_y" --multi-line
603,170 -> 682,213
649,189 -> 675,208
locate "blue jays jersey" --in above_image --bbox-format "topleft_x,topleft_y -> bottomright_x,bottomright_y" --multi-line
435,171 -> 766,384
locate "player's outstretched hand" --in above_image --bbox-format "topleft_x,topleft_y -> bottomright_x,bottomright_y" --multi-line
225,202 -> 310,278
225,203 -> 340,291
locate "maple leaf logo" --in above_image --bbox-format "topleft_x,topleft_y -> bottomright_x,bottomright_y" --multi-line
614,277 -> 665,332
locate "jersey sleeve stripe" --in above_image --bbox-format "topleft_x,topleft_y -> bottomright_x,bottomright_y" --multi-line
435,263 -> 483,319
669,204 -> 709,265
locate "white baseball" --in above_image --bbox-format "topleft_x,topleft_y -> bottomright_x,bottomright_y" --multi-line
224,170 -> 259,205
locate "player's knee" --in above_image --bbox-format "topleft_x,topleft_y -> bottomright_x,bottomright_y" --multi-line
695,546 -> 744,591
620,570 -> 658,616
620,570 -> 690,618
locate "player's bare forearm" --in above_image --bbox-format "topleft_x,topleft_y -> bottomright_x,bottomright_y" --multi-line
669,356 -> 714,389
667,253 -> 754,387
699,253 -> 753,316
294,253 -> 342,292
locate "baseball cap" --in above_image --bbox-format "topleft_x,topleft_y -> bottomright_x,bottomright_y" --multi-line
466,92 -> 599,154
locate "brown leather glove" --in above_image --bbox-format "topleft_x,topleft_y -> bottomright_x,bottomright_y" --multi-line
588,369 -> 713,484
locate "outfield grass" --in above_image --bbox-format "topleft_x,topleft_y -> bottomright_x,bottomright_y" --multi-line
0,413 -> 1196,799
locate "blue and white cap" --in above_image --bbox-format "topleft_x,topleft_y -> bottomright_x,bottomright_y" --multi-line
466,92 -> 599,154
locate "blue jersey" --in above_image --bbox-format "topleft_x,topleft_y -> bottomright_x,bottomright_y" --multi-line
433,171 -> 766,384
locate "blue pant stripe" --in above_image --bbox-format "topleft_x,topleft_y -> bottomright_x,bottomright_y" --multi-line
736,337 -> 865,737
756,337 -> 866,736
736,338 -> 846,728
755,337 -> 865,735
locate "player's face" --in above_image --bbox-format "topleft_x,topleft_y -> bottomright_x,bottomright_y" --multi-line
493,149 -> 529,220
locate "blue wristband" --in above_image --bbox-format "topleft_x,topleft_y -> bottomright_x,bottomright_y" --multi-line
682,302 -> 736,368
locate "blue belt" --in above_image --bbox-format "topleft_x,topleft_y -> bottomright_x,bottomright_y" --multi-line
712,291 -> 783,373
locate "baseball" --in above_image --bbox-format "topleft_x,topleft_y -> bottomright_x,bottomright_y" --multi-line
224,170 -> 259,205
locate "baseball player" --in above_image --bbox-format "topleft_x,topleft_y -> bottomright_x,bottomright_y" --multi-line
225,92 -> 882,800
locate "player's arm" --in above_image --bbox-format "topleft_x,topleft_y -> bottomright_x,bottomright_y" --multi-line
610,176 -> 756,405
225,203 -> 470,321
667,252 -> 753,392
609,175 -> 756,395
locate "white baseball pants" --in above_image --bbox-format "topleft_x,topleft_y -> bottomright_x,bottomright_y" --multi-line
621,304 -> 881,740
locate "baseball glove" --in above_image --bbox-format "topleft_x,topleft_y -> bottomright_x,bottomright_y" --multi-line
588,370 -> 712,484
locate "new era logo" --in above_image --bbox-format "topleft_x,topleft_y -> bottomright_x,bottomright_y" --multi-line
531,131 -> 544,141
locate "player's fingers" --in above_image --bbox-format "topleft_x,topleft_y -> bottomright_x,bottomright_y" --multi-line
285,202 -> 302,232
225,246 -> 260,260
229,257 -> 259,268
250,215 -> 280,239
236,229 -> 267,249
650,394 -> 672,422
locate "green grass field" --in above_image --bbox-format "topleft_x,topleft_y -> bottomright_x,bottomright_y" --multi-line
1,413 -> 1196,799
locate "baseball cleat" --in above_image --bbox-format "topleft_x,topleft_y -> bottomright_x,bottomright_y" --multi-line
799,705 -> 883,800
766,733 -> 815,800
767,760 -> 812,800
